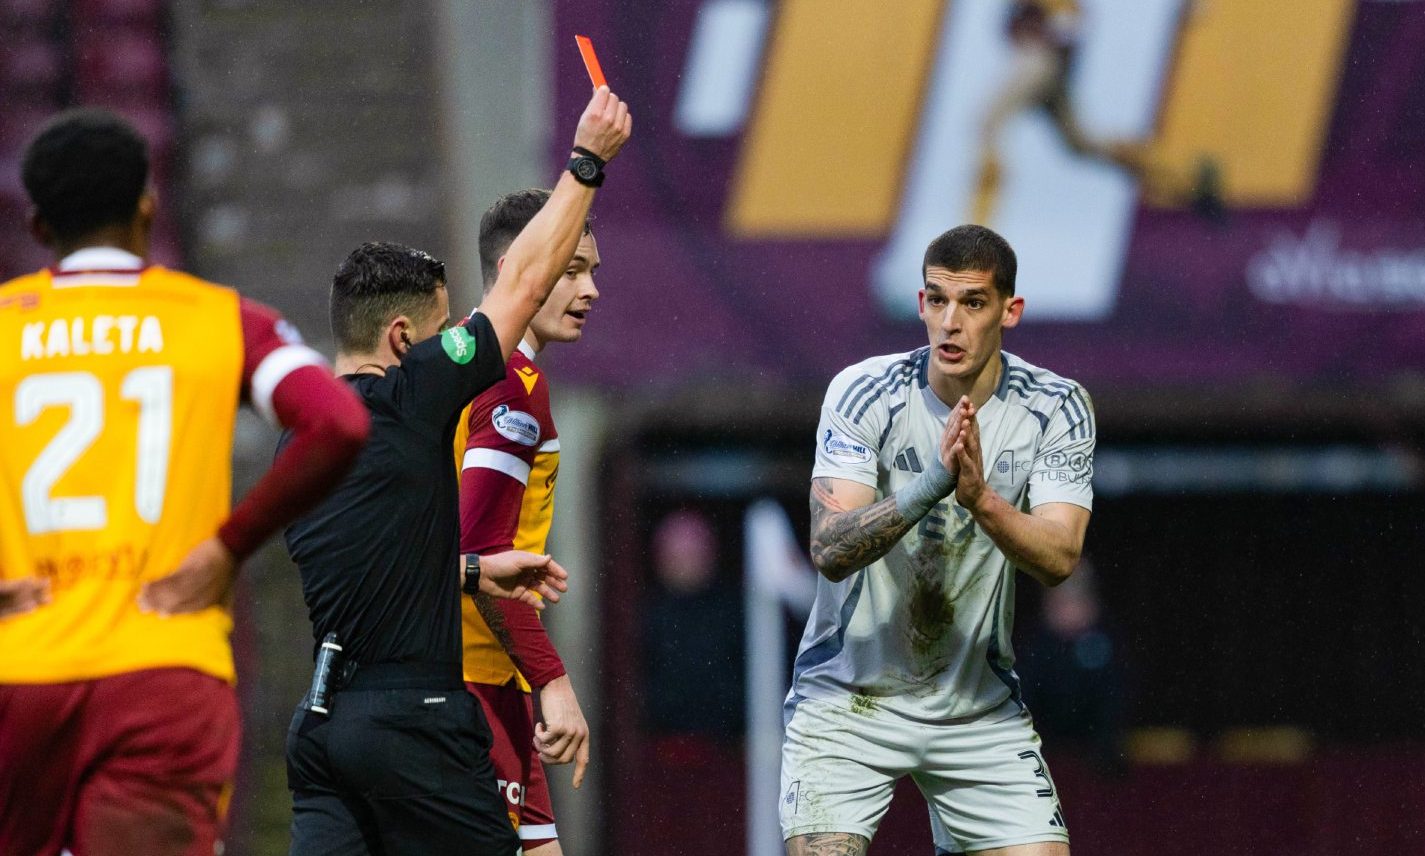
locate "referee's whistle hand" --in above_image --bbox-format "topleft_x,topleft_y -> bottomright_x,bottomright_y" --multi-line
476,551 -> 570,611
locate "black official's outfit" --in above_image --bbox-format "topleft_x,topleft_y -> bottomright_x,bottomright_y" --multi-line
281,313 -> 518,855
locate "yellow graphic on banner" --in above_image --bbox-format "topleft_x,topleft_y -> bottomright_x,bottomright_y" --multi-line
726,0 -> 1356,236
727,0 -> 946,237
1148,0 -> 1355,207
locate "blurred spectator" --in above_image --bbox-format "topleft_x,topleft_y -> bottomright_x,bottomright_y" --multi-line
1020,558 -> 1127,775
641,508 -> 744,740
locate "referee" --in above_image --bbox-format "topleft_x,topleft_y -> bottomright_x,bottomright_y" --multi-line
281,87 -> 631,854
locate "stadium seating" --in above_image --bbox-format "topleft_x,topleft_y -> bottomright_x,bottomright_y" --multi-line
0,39 -> 64,102
0,0 -> 63,32
0,0 -> 180,279
73,29 -> 168,104
72,0 -> 163,27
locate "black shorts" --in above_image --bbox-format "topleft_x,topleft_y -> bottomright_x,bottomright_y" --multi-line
285,673 -> 516,855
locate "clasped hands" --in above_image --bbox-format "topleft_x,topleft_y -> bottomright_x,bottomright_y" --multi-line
938,396 -> 988,511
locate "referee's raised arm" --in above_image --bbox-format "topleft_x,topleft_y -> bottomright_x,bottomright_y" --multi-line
480,85 -> 631,362
398,86 -> 631,422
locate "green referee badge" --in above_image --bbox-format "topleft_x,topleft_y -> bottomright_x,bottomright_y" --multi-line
441,327 -> 476,364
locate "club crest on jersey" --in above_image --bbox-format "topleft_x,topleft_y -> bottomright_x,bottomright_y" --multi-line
992,449 -> 1033,482
492,404 -> 540,446
823,429 -> 872,463
995,450 -> 1013,476
441,326 -> 476,364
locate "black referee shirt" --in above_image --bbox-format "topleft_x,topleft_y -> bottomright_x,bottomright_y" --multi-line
282,313 -> 504,667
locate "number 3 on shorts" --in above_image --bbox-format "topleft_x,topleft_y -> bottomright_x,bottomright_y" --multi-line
1018,749 -> 1066,827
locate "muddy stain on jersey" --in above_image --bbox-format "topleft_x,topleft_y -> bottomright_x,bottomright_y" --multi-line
907,574 -> 957,657
903,502 -> 976,676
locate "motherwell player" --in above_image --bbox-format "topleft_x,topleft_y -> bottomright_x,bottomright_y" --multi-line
0,110 -> 368,856
455,188 -> 599,854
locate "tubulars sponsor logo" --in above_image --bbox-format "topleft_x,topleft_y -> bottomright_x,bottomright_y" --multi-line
1031,450 -> 1094,485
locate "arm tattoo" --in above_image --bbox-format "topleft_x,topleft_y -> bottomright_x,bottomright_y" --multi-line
809,477 -> 916,582
473,592 -> 517,658
787,832 -> 869,856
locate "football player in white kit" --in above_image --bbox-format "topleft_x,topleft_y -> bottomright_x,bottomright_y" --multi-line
782,225 -> 1094,856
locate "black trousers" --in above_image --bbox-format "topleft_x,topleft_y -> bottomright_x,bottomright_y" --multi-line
286,667 -> 518,855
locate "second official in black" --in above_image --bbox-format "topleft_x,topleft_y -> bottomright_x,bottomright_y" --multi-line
278,80 -> 632,856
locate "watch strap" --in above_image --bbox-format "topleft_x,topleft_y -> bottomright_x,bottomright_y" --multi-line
571,146 -> 606,168
567,154 -> 605,187
461,553 -> 481,596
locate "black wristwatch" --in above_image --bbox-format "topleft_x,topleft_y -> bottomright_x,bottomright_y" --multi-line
567,146 -> 606,187
461,553 -> 481,596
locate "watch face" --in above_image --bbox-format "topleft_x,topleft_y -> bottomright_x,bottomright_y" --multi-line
575,159 -> 600,181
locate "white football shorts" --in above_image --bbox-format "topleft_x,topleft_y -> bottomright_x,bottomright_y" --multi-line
779,695 -> 1069,853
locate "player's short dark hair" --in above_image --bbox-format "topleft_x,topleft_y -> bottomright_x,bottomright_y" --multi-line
922,225 -> 1017,298
330,242 -> 447,353
21,109 -> 150,244
477,188 -> 592,293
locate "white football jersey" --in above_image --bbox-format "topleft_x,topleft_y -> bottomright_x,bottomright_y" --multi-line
787,348 -> 1095,722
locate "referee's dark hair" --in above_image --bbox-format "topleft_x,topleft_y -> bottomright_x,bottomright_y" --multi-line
21,108 -> 149,245
923,224 -> 1018,298
478,188 -> 592,294
331,242 -> 447,353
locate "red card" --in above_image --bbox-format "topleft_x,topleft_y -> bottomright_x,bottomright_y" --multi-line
575,34 -> 608,89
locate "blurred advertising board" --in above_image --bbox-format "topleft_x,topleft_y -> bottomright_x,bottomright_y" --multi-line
546,0 -> 1425,394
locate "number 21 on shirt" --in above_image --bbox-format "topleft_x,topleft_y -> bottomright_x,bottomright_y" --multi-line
14,367 -> 172,534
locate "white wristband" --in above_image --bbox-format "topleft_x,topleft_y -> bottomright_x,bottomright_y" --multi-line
894,456 -> 957,522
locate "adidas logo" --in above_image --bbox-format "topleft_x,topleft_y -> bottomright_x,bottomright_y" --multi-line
893,448 -> 923,473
